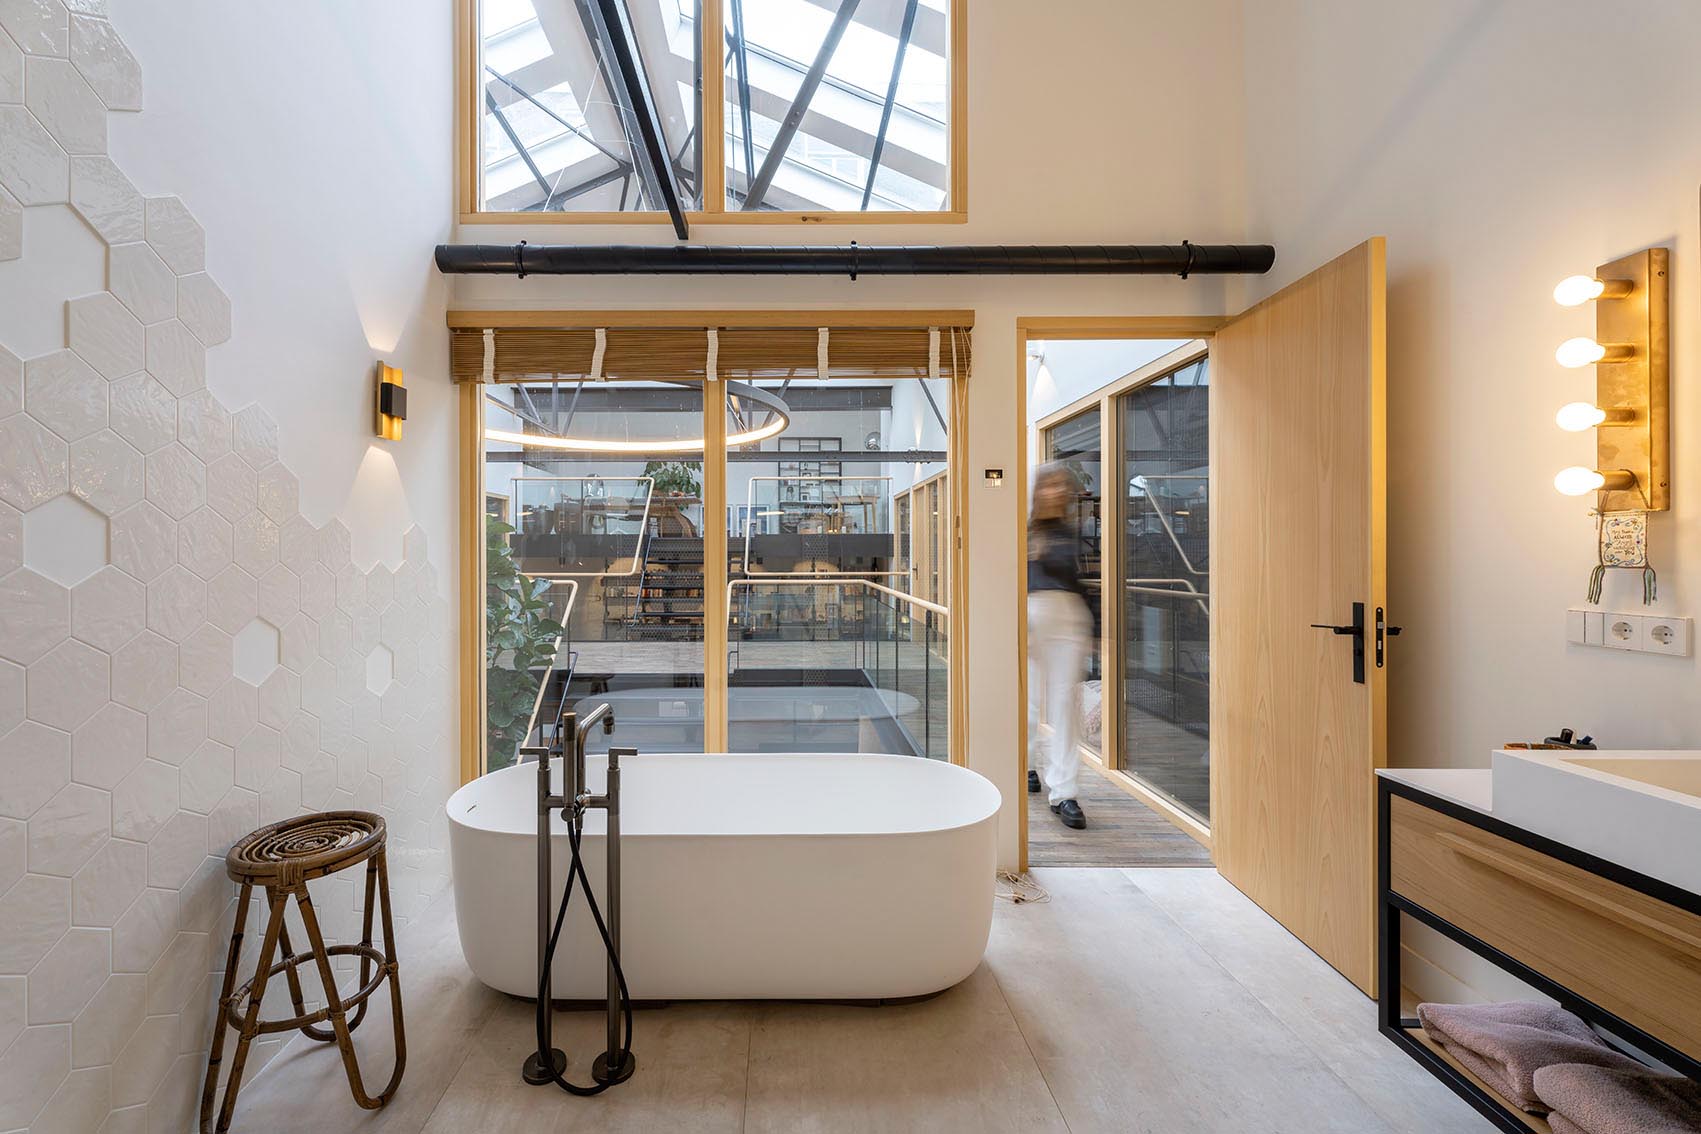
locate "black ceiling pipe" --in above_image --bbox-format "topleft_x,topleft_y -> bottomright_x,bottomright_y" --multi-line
433,242 -> 1275,279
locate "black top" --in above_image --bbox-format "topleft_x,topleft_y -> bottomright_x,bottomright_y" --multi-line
1027,518 -> 1086,596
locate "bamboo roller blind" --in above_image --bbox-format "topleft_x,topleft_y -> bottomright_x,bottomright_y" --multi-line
449,325 -> 972,383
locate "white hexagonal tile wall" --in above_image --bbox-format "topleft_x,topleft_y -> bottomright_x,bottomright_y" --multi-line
277,515 -> 317,575
142,442 -> 202,519
107,372 -> 175,454
108,501 -> 173,582
26,780 -> 107,874
177,623 -> 229,696
231,617 -> 279,687
0,659 -> 20,734
26,637 -> 109,730
145,810 -> 203,889
277,613 -> 315,674
0,503 -> 18,577
109,885 -> 172,973
68,291 -> 142,378
0,413 -> 68,508
0,872 -> 69,975
204,564 -> 255,635
68,12 -> 139,110
0,344 -> 21,418
203,453 -> 253,522
174,506 -> 229,580
108,630 -> 175,712
255,462 -> 297,523
177,739 -> 230,814
298,562 -> 335,620
72,969 -> 144,1069
231,723 -> 278,790
21,492 -> 107,585
143,196 -> 202,275
0,102 -> 69,205
0,818 -> 21,895
231,511 -> 276,576
175,390 -> 230,466
70,564 -> 141,650
0,0 -> 68,56
143,687 -> 201,765
69,428 -> 143,515
70,700 -> 143,787
0,23 -> 21,100
0,567 -> 70,663
25,348 -> 107,441
24,55 -> 104,155
0,184 -> 18,261
27,926 -> 107,1024
142,564 -> 203,642
71,835 -> 142,924
205,677 -> 255,747
109,758 -> 174,842
69,154 -> 142,244
176,272 -> 229,346
143,319 -> 203,395
256,668 -> 297,730
0,719 -> 71,819
231,404 -> 277,471
106,241 -> 174,324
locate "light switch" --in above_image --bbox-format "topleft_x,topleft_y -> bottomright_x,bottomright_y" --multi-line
1583,609 -> 1604,645
1566,608 -> 1588,644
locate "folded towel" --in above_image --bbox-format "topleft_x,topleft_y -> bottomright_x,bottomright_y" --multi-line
1534,1061 -> 1701,1134
1415,1001 -> 1631,1112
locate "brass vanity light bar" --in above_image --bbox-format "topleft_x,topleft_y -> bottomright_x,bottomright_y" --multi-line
1549,248 -> 1669,511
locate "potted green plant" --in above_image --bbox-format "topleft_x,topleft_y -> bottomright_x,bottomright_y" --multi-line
643,460 -> 700,497
485,513 -> 563,770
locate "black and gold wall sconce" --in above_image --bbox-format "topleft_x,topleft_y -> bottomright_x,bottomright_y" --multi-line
376,362 -> 407,441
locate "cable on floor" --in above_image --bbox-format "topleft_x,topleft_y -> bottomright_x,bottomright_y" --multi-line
995,871 -> 1051,904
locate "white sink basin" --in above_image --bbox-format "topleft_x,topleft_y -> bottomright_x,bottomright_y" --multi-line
1491,749 -> 1701,896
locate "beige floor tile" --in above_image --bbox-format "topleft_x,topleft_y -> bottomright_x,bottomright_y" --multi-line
1125,867 -> 1484,1134
742,964 -> 1067,1134
989,869 -> 1404,1134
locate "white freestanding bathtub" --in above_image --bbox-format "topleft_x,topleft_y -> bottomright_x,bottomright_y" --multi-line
446,752 -> 1001,1001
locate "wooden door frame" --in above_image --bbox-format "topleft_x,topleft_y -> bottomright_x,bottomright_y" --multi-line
458,309 -> 974,783
1014,317 -> 1226,870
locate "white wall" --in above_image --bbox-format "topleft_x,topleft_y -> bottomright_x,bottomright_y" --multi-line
0,3 -> 454,1129
452,0 -> 1253,870
1241,0 -> 1701,766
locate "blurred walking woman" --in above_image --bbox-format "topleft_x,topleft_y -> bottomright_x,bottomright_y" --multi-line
1027,464 -> 1092,830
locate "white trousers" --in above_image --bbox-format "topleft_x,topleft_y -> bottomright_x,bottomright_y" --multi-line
1027,590 -> 1092,805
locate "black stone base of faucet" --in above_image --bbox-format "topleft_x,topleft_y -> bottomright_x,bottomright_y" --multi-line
592,1050 -> 637,1085
522,1047 -> 567,1085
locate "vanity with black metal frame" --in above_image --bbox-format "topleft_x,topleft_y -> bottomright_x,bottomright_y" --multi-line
1378,775 -> 1701,1133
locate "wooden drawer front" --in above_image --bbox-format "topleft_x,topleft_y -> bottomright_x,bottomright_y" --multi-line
1390,795 -> 1701,1058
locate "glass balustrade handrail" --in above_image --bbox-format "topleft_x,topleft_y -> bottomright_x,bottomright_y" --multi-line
724,576 -> 948,619
519,578 -> 580,747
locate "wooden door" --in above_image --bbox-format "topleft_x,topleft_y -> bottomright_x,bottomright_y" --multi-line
1210,239 -> 1388,995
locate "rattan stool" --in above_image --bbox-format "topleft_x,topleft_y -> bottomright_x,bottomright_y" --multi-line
199,811 -> 406,1133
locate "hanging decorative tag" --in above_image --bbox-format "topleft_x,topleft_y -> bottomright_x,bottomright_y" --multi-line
1588,511 -> 1657,605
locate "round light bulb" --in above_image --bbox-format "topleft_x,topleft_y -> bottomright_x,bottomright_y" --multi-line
1555,337 -> 1606,368
1553,466 -> 1606,496
1552,275 -> 1605,307
1554,402 -> 1607,432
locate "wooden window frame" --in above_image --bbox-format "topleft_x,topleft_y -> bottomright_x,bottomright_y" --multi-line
454,0 -> 969,225
457,309 -> 973,785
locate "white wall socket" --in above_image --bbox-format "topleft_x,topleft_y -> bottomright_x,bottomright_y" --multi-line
1569,609 -> 1691,657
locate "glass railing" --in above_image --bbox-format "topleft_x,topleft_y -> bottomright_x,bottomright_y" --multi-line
488,577 -> 578,773
727,578 -> 949,760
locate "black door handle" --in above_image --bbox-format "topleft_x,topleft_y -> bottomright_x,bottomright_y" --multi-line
1311,602 -> 1366,683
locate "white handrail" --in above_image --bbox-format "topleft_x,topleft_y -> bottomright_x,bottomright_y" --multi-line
726,576 -> 948,619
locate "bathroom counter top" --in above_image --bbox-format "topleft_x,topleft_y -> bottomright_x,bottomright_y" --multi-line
1375,767 -> 1491,815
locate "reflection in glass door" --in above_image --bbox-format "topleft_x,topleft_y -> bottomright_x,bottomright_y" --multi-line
1040,408 -> 1102,756
1119,357 -> 1211,822
724,376 -> 951,760
483,380 -> 706,767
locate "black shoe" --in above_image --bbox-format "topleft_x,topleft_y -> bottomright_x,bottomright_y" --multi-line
1027,770 -> 1041,794
1049,799 -> 1087,829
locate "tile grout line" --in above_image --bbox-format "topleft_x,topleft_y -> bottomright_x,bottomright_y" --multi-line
984,947 -> 1075,1133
